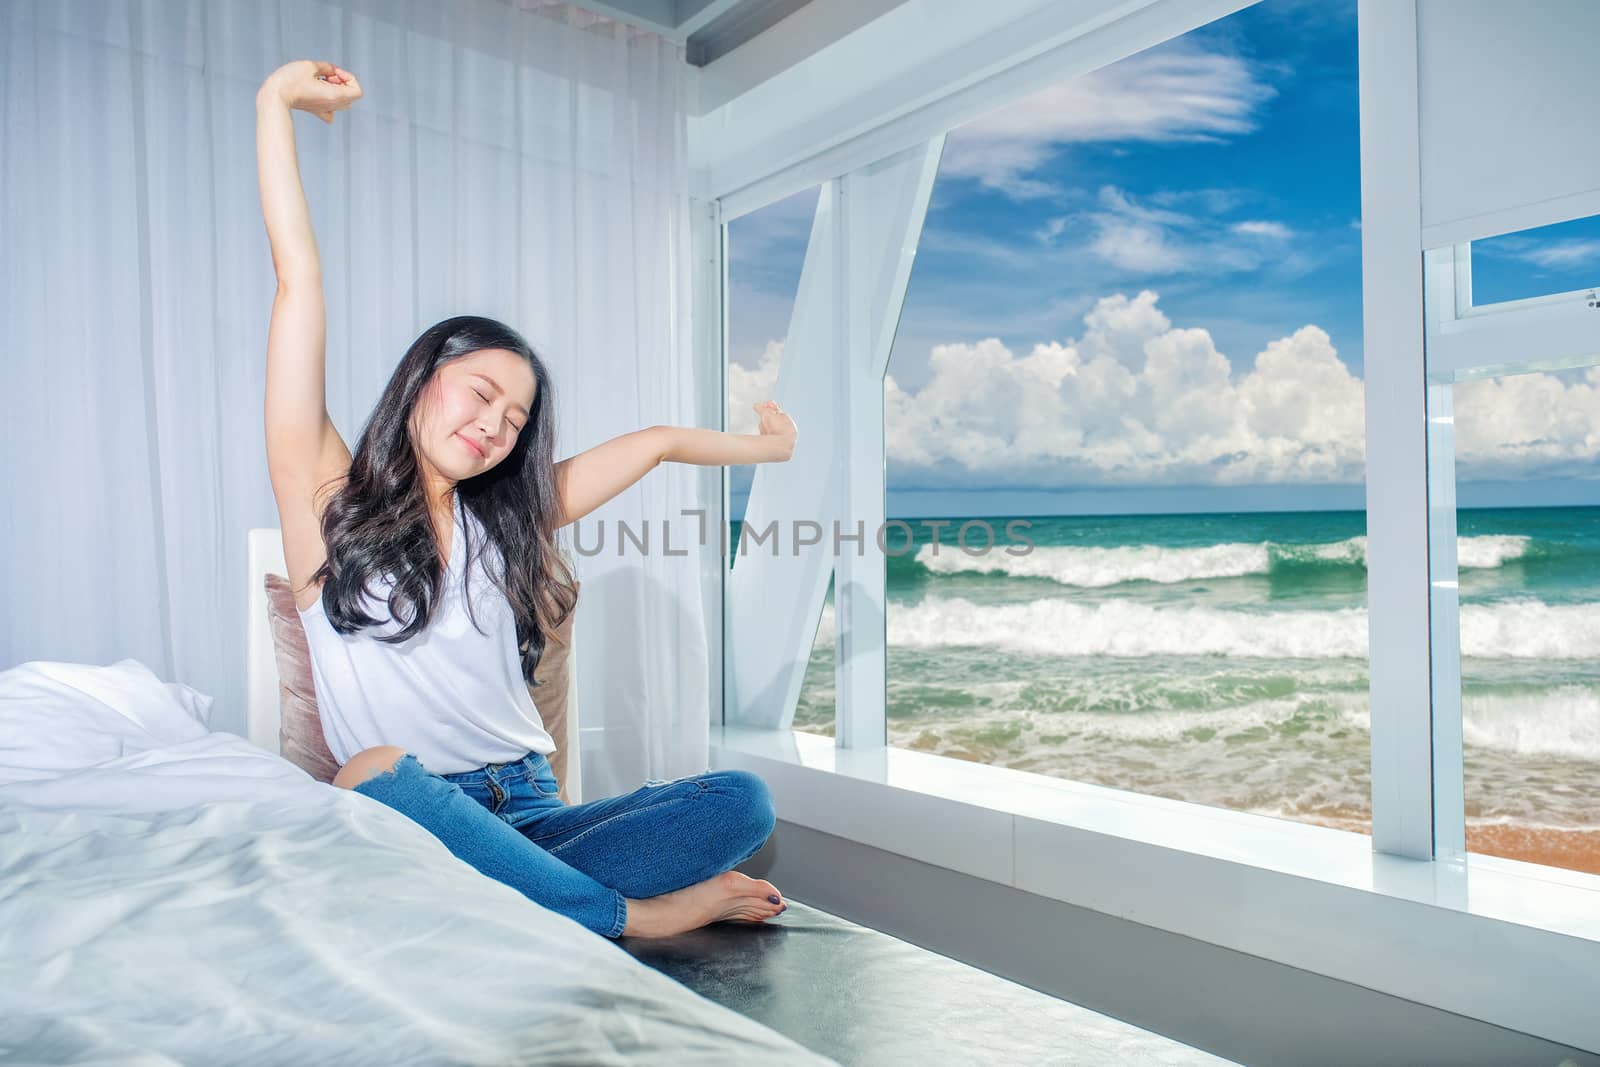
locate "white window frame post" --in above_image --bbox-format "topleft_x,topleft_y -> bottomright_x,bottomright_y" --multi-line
721,138 -> 942,742
1422,245 -> 1466,862
833,138 -> 944,750
690,193 -> 729,729
1359,0 -> 1441,864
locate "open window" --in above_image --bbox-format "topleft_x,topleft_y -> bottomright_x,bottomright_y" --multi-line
1424,213 -> 1600,876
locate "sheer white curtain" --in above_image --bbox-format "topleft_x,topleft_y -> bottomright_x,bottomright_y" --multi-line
0,0 -> 709,796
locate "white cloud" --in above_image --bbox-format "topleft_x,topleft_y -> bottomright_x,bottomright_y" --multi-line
727,340 -> 783,435
1090,220 -> 1187,272
1074,186 -> 1313,279
1151,188 -> 1249,215
1077,287 -> 1169,371
1034,217 -> 1069,244
731,291 -> 1600,488
1503,238 -> 1600,271
1094,186 -> 1193,227
1454,368 -> 1600,477
939,45 -> 1275,199
1232,220 -> 1293,239
879,290 -> 1369,487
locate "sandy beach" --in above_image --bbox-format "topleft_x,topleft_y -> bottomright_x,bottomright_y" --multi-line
1291,811 -> 1600,876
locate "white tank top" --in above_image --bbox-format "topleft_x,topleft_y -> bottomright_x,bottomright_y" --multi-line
297,493 -> 557,775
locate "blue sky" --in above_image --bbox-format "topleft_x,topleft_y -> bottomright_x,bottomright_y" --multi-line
725,0 -> 1600,520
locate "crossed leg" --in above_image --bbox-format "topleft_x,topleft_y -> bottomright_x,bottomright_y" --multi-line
333,747 -> 784,939
503,769 -> 778,899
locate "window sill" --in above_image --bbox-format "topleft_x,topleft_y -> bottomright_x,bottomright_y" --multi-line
710,724 -> 1600,1052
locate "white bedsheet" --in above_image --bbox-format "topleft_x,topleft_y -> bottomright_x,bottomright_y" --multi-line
0,659 -> 837,1066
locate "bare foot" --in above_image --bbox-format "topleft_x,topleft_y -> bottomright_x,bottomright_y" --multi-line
621,870 -> 787,938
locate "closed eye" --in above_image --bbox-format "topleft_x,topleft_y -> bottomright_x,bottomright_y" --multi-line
474,388 -> 523,433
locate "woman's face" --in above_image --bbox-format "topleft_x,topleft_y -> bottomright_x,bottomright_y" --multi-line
411,348 -> 537,478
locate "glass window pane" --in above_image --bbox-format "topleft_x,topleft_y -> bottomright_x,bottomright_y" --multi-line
725,186 -> 819,524
726,184 -> 830,735
879,0 -> 1375,836
796,574 -> 836,739
1470,214 -> 1600,307
1452,365 -> 1600,876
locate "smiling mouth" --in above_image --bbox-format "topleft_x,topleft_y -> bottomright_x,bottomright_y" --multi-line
456,433 -> 487,458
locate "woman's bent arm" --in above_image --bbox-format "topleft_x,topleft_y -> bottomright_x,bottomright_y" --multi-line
662,402 -> 797,466
552,404 -> 797,528
658,425 -> 792,466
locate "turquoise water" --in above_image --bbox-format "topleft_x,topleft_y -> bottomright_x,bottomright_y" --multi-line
736,507 -> 1600,832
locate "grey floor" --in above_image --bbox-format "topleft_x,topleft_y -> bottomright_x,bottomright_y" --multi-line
740,821 -> 1600,1067
618,898 -> 1237,1066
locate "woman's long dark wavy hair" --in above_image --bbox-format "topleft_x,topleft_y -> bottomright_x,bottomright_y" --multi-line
310,315 -> 578,685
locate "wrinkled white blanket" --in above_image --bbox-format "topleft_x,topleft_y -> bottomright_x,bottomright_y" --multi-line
0,659 -> 836,1066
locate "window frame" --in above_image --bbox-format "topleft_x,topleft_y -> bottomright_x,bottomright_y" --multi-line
701,0 -> 1600,874
695,2 -> 1600,1048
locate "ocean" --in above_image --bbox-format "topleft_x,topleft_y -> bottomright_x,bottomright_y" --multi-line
735,507 -> 1600,862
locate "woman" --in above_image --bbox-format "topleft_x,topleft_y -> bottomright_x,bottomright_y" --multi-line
257,60 -> 795,939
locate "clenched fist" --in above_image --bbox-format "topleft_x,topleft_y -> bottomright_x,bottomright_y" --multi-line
753,400 -> 797,461
260,60 -> 363,124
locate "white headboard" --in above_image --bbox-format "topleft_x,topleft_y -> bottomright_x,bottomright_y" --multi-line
245,528 -> 581,801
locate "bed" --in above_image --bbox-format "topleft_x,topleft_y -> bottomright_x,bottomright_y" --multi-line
0,528 -> 837,1066
0,533 -> 1240,1066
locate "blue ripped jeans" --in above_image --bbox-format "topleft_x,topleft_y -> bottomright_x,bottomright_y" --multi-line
350,750 -> 777,939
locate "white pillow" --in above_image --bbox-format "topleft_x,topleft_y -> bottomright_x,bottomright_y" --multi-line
0,658 -> 213,781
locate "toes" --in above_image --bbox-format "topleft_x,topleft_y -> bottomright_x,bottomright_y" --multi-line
723,871 -> 784,904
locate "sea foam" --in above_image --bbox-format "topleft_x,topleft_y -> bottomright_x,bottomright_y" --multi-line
913,534 -> 1532,588
816,596 -> 1600,659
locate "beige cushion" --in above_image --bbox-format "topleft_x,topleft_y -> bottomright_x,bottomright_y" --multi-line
263,573 -> 579,803
262,574 -> 342,785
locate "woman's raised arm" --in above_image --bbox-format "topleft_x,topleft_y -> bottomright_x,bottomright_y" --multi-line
257,61 -> 361,588
257,60 -> 358,286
